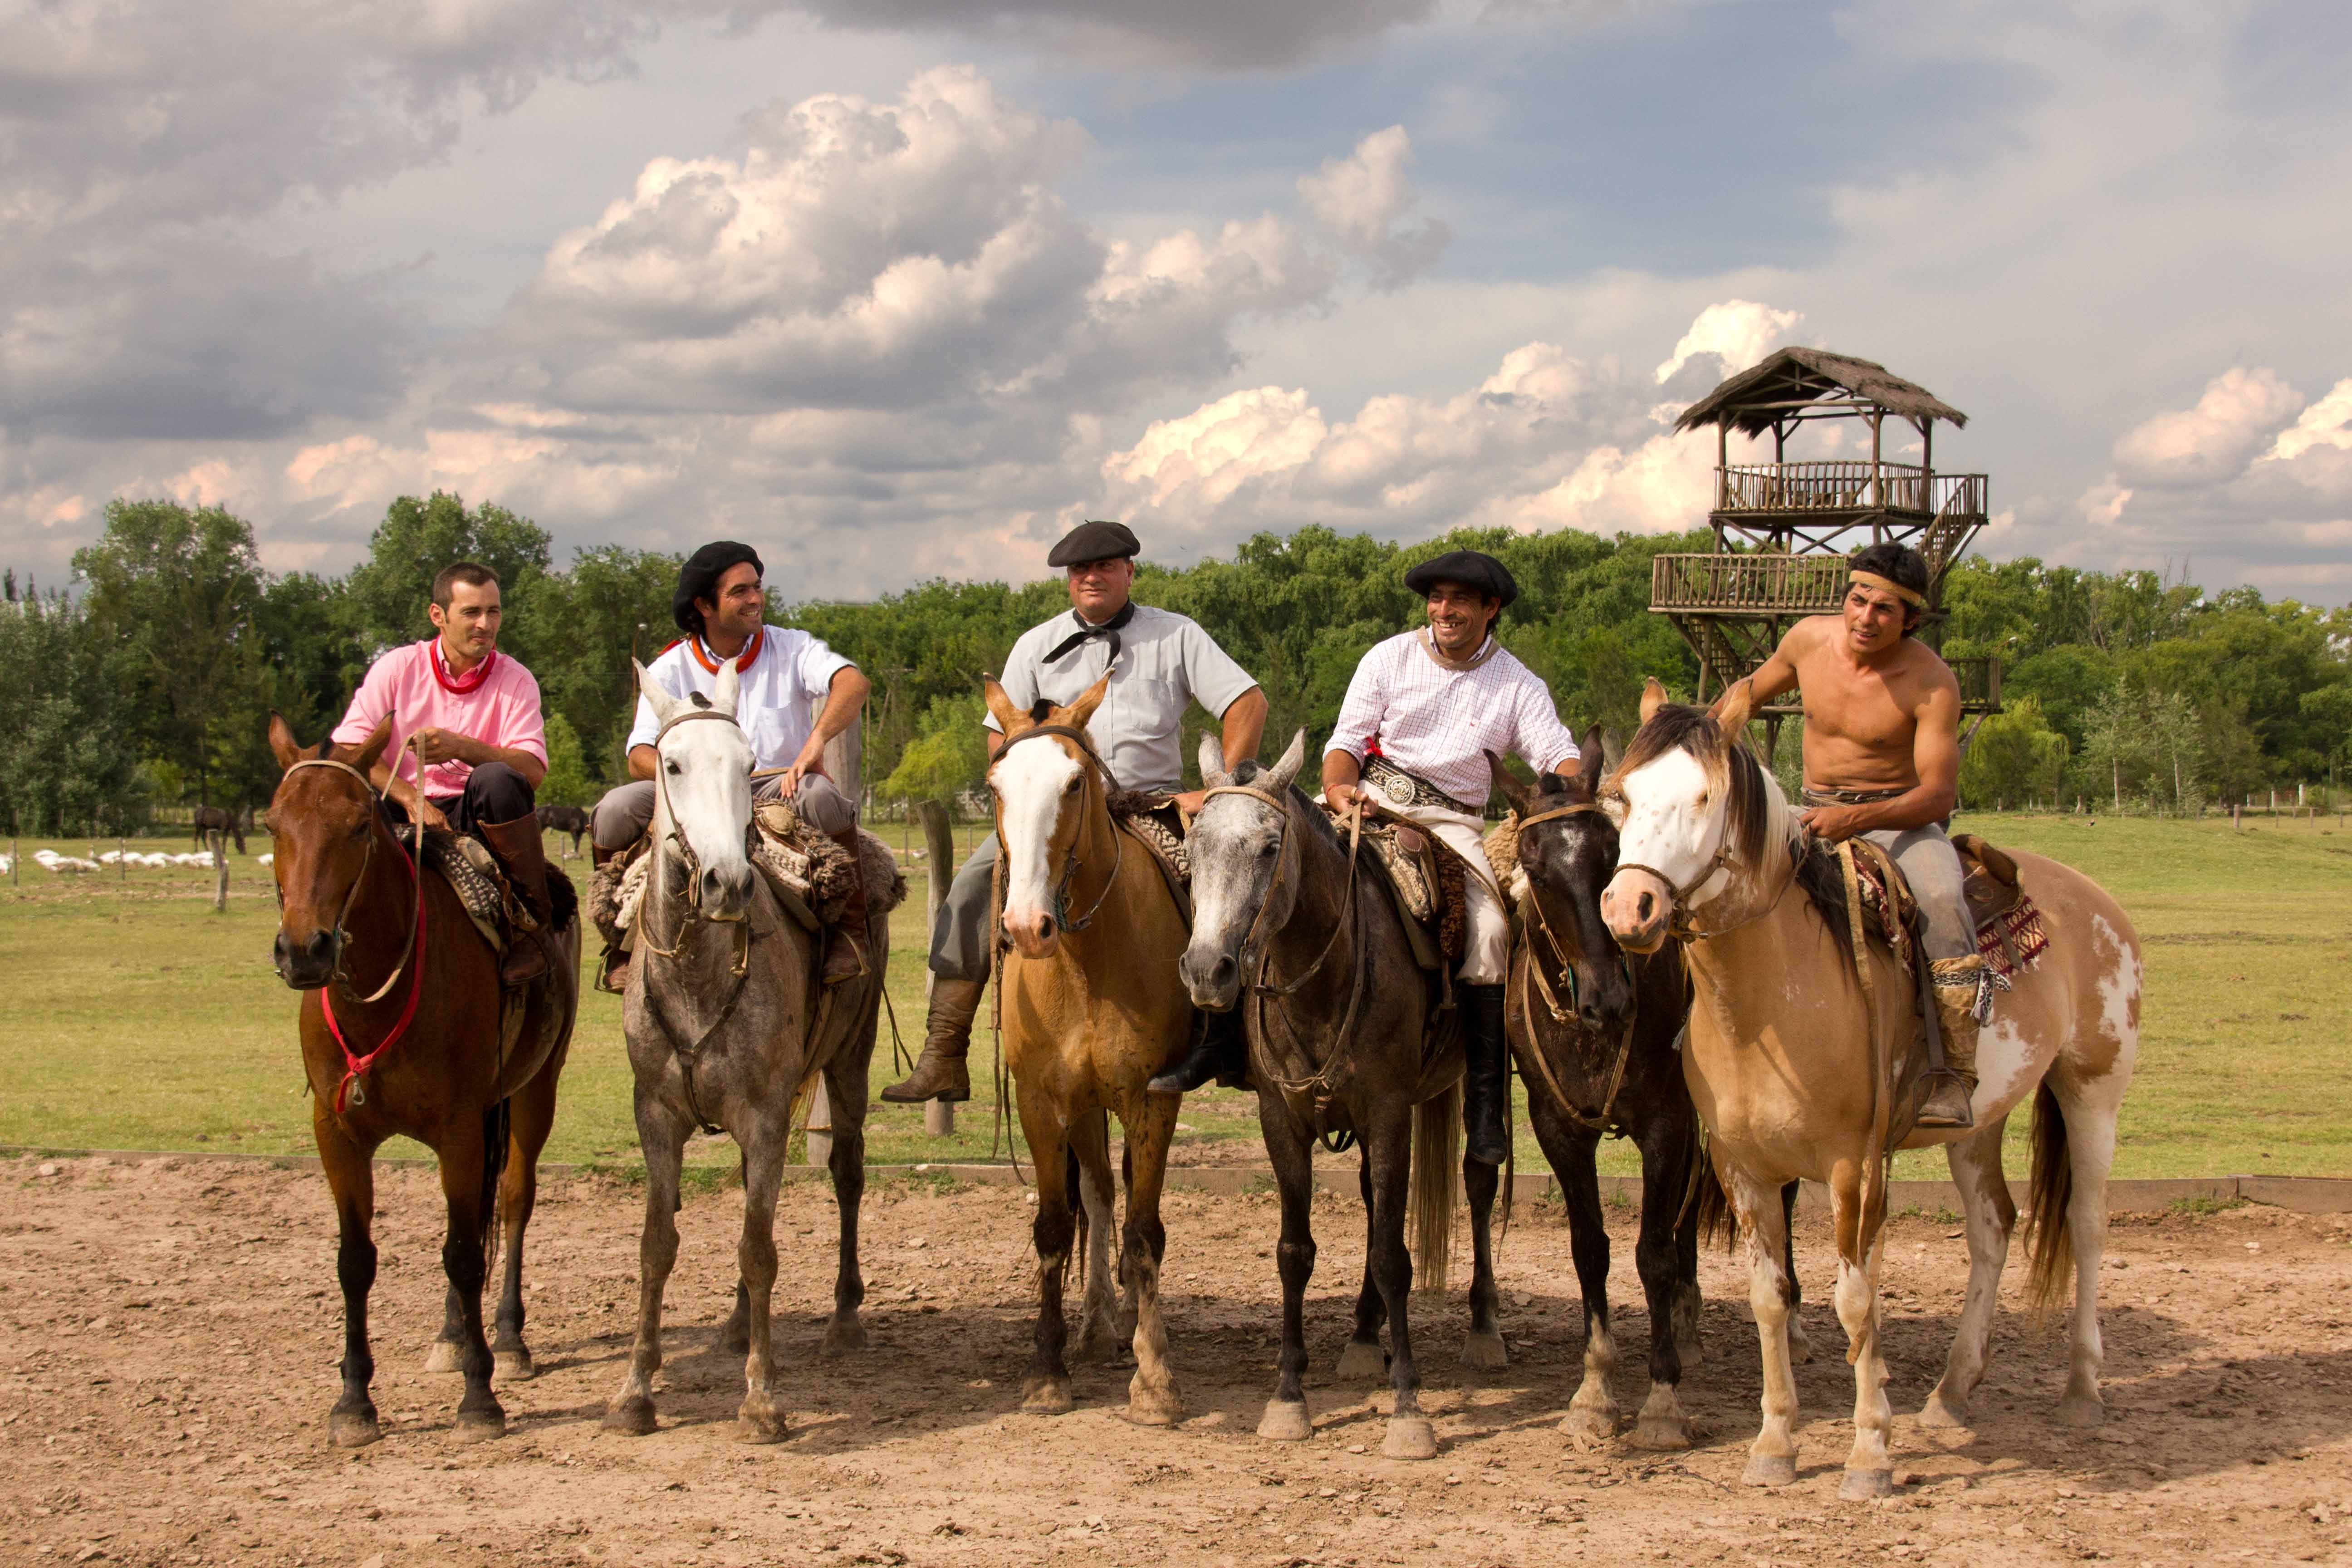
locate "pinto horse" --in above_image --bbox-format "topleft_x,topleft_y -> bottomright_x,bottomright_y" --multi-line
267,714 -> 578,1446
1600,681 -> 2140,1497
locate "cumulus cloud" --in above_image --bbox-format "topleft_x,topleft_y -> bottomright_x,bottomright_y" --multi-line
2111,367 -> 2303,490
1653,300 -> 1802,384
1298,126 -> 1451,289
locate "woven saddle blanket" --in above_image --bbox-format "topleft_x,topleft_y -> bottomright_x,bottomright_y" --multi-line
587,804 -> 905,948
1822,833 -> 2050,984
400,826 -> 576,955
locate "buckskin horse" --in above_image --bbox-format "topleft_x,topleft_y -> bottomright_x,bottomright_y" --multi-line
985,673 -> 1192,1424
1600,681 -> 2140,1497
266,714 -> 578,1445
1182,731 -> 1497,1461
604,657 -> 901,1442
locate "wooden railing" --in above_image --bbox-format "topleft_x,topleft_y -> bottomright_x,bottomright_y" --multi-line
1715,463 -> 1985,519
1651,552 -> 1852,612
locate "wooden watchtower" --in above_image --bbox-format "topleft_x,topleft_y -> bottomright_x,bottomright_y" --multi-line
1650,348 -> 2001,742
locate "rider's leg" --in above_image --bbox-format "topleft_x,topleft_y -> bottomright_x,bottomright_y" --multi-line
881,836 -> 999,1103
467,763 -> 554,988
784,775 -> 871,987
1418,810 -> 1514,1166
1868,825 -> 1978,1130
587,781 -> 656,993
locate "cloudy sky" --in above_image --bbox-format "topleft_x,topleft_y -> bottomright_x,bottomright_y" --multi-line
6,0 -> 2349,602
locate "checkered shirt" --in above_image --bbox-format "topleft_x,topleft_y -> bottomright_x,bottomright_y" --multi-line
1325,631 -> 1579,808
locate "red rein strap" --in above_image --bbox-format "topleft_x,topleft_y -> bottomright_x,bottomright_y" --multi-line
320,831 -> 428,1113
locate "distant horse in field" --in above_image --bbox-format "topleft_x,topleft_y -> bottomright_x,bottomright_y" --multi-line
536,804 -> 590,859
193,803 -> 246,856
266,714 -> 578,1445
1601,681 -> 2140,1497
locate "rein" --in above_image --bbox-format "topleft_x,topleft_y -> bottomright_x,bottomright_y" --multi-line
282,752 -> 429,1113
637,703 -> 755,1135
1509,801 -> 1640,1135
994,723 -> 1124,934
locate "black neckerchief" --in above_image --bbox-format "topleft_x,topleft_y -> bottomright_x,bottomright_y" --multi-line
1042,601 -> 1136,667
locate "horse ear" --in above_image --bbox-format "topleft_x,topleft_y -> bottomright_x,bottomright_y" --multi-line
1199,733 -> 1230,789
635,660 -> 681,727
348,716 -> 392,778
1578,728 -> 1607,794
710,651 -> 742,718
982,676 -> 1027,738
267,711 -> 303,771
1061,672 -> 1112,733
1487,750 -> 1532,817
1709,679 -> 1754,739
1639,677 -> 1668,724
1262,729 -> 1307,792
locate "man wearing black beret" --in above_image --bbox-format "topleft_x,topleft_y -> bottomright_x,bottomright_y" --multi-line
881,519 -> 1269,1105
589,541 -> 873,990
1323,548 -> 1581,1166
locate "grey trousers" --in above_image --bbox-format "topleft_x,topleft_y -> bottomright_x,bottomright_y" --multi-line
590,771 -> 856,851
929,835 -> 1000,982
1861,823 -> 1973,962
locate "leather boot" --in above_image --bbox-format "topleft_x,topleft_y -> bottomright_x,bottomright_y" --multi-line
881,975 -> 983,1103
1917,954 -> 1987,1131
1462,982 -> 1512,1166
822,828 -> 871,987
591,843 -> 631,995
479,813 -> 555,988
1148,1007 -> 1250,1095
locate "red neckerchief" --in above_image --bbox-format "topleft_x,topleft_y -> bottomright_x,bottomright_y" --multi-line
686,626 -> 764,674
428,638 -> 498,695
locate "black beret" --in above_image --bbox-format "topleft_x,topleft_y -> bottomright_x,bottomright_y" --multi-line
1046,519 -> 1141,568
673,540 -> 764,634
1403,549 -> 1518,609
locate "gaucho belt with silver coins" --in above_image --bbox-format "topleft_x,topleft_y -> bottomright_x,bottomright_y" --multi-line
1362,755 -> 1481,815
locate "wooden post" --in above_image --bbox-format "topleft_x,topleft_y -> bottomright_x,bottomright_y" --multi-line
209,829 -> 228,912
8,836 -> 16,889
806,1080 -> 833,1167
118,837 -> 127,884
917,799 -> 957,1138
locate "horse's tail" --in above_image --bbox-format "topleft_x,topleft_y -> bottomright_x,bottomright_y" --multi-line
1406,1080 -> 1461,1294
2023,1078 -> 2076,1322
1068,1139 -> 1090,1296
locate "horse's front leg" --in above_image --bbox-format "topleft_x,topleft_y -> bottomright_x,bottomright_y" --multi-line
435,1119 -> 504,1441
315,1104 -> 382,1446
1543,1117 -> 1618,1446
1334,1154 -> 1388,1381
819,1054 -> 870,1358
1460,1147 -> 1506,1370
1922,1115 -> 2014,1428
1018,1084 -> 1078,1415
1257,1099 -> 1318,1441
491,1049 -> 567,1382
1069,1110 -> 1122,1365
735,1116 -> 789,1443
603,1088 -> 685,1436
1735,1169 -> 1799,1487
1117,1090 -> 1184,1424
1367,1111 -> 1435,1459
1828,1162 -> 1893,1500
1628,1122 -> 1695,1450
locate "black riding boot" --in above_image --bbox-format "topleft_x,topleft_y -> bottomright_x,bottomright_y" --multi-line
1148,1007 -> 1249,1095
1462,982 -> 1511,1166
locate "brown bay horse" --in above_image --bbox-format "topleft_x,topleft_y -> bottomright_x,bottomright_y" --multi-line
985,674 -> 1190,1423
1600,682 -> 2140,1497
1182,732 -> 1497,1461
267,715 -> 578,1445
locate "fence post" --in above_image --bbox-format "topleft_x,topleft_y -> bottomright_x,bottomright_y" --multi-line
917,799 -> 957,1138
119,837 -> 127,884
210,829 -> 228,912
806,1080 -> 833,1167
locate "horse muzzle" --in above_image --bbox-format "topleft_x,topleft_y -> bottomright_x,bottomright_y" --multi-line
1600,870 -> 1671,955
1002,906 -> 1058,960
1178,942 -> 1242,1013
274,927 -> 341,990
699,862 -> 754,921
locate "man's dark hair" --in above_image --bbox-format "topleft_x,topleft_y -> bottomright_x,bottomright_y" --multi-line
1847,541 -> 1929,632
431,561 -> 499,610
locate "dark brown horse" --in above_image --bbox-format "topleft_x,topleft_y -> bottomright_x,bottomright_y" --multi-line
192,803 -> 246,856
266,714 -> 578,1446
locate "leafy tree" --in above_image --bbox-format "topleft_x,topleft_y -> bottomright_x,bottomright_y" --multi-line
521,545 -> 684,785
1958,695 -> 2069,810
343,492 -> 552,660
0,588 -> 145,835
538,714 -> 593,807
879,695 -> 990,808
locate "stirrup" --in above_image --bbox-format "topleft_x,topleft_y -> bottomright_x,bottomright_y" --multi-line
1914,1071 -> 1976,1130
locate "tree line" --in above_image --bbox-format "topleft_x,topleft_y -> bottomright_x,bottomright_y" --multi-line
3,492 -> 2346,836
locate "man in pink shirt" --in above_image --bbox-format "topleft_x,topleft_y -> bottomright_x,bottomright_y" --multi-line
332,561 -> 558,985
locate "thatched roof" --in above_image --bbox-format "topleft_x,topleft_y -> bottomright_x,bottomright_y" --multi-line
1675,348 -> 1968,436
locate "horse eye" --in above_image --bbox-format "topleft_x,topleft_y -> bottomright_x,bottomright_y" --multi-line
666,759 -> 681,775
1063,776 -> 1082,795
1258,841 -> 1278,858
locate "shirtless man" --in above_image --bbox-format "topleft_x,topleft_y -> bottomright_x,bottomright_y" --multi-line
1736,540 -> 1987,1130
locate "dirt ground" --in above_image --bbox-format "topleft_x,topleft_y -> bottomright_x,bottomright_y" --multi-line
6,1154 -> 2352,1567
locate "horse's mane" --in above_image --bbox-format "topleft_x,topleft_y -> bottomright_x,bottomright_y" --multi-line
1228,758 -> 1402,904
1611,703 -> 1779,876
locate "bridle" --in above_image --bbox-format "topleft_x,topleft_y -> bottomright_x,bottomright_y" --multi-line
1602,748 -> 1790,944
1509,798 -> 1641,1134
637,701 -> 754,1135
992,723 -> 1123,935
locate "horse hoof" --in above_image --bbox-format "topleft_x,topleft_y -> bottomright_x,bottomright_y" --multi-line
819,1315 -> 867,1359
1126,1385 -> 1185,1427
1022,1377 -> 1073,1415
1379,1415 -> 1438,1461
1334,1340 -> 1387,1381
328,1408 -> 381,1449
494,1348 -> 535,1382
736,1401 -> 787,1444
1559,1406 -> 1617,1450
1257,1400 -> 1312,1441
602,1396 -> 658,1436
2056,1393 -> 2105,1429
1072,1329 -> 1121,1366
1460,1330 -> 1508,1371
1916,1392 -> 1970,1429
1839,1467 -> 1894,1501
452,1407 -> 506,1444
1742,1452 -> 1797,1488
1631,1417 -> 1691,1451
423,1340 -> 464,1375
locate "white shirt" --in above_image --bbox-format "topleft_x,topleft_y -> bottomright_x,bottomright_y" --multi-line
626,625 -> 853,770
1326,631 -> 1579,808
990,603 -> 1259,793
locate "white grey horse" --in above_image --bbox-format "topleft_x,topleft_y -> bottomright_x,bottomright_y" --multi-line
603,656 -> 889,1442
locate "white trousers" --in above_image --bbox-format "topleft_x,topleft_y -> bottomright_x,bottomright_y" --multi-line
1387,800 -> 1509,985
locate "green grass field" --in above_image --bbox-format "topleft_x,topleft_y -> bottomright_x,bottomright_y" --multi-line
3,811 -> 2347,1178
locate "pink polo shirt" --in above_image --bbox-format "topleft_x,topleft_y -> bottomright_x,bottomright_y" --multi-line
332,640 -> 547,799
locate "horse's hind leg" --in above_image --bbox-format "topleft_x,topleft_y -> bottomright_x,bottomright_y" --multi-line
1070,1112 -> 1122,1365
2052,1072 -> 2122,1427
1018,1091 -> 1078,1414
734,1122 -> 789,1443
435,1126 -> 505,1441
819,1054 -> 870,1358
1828,1162 -> 1893,1500
603,1097 -> 685,1436
1366,1113 -> 1435,1460
1629,1122 -> 1694,1450
1733,1169 -> 1799,1487
1780,1179 -> 1813,1363
1335,1154 -> 1388,1381
492,1053 -> 567,1382
1460,1149 -> 1506,1371
316,1105 -> 382,1447
1257,1103 -> 1318,1441
1922,1114 -> 2014,1428
1117,1093 -> 1184,1425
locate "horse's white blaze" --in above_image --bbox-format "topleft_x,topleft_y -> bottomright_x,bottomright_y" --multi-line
1605,750 -> 1722,914
635,659 -> 752,899
992,740 -> 1082,929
